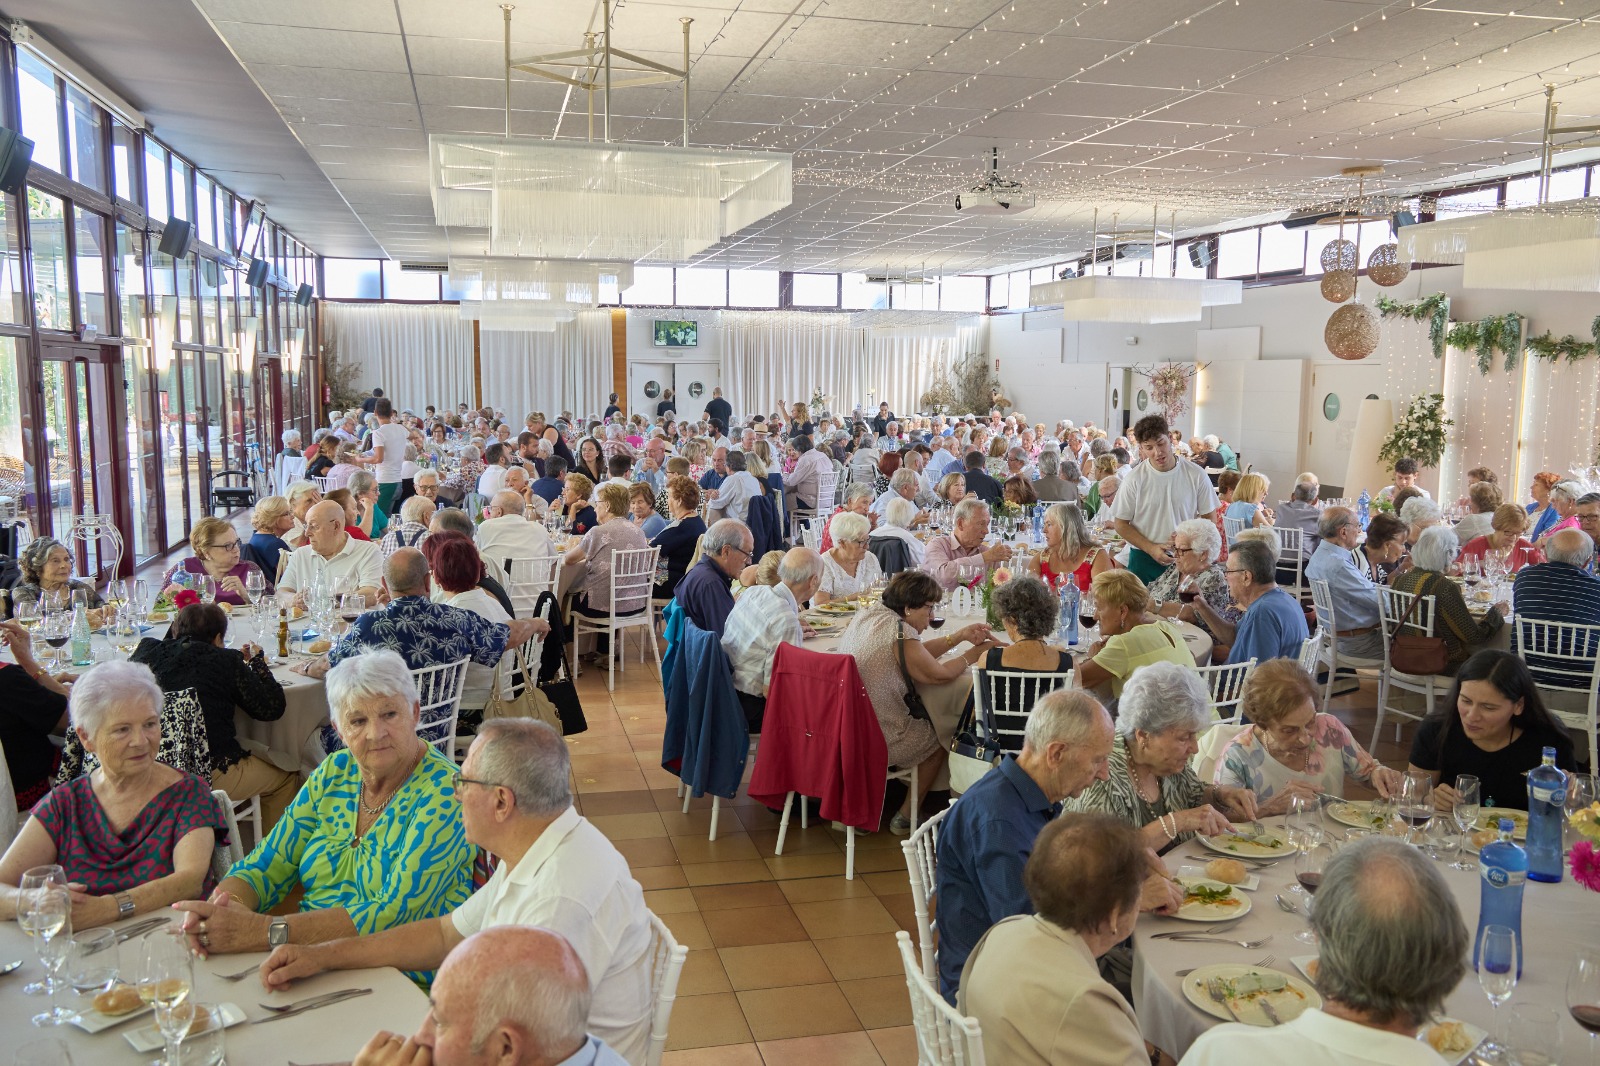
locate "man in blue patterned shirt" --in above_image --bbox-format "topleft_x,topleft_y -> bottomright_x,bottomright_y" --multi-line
295,549 -> 546,682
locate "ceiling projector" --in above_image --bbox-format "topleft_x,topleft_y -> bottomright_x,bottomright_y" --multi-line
955,148 -> 1035,215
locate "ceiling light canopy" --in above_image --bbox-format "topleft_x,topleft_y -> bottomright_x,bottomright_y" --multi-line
447,256 -> 632,307
458,299 -> 576,332
430,137 -> 793,262
1029,277 -> 1243,324
1399,200 -> 1600,291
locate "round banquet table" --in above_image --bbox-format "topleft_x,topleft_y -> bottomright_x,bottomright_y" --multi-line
1133,816 -> 1595,1060
0,913 -> 428,1063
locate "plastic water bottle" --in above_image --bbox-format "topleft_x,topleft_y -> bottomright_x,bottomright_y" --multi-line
1058,581 -> 1080,646
1526,747 -> 1568,883
1032,505 -> 1043,542
1356,489 -> 1371,531
1474,818 -> 1526,978
70,602 -> 93,666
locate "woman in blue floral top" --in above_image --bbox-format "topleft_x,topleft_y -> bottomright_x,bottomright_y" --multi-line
171,650 -> 473,985
1214,659 -> 1401,816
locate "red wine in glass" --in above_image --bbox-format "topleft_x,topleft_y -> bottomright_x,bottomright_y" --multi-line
1079,613 -> 1096,630
1571,1005 -> 1600,1033
1401,808 -> 1432,829
1178,588 -> 1199,604
927,615 -> 946,630
1297,872 -> 1322,894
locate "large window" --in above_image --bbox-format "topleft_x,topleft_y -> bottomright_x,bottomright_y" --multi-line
1218,229 -> 1259,279
0,193 -> 24,325
112,121 -> 137,202
675,268 -> 726,306
144,142 -> 168,221
28,190 -> 70,331
0,339 -> 23,530
621,266 -> 673,305
379,260 -> 439,300
727,270 -> 778,308
73,207 -> 107,333
17,52 -> 60,174
323,258 -> 381,299
792,273 -> 838,307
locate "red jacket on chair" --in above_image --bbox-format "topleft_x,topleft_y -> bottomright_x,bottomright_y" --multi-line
747,643 -> 888,831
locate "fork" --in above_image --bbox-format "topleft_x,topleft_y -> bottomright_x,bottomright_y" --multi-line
1176,953 -> 1274,978
257,988 -> 370,1013
1158,934 -> 1273,948
213,963 -> 262,982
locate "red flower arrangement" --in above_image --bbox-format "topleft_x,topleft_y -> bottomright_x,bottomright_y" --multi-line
172,589 -> 200,609
1572,840 -> 1600,893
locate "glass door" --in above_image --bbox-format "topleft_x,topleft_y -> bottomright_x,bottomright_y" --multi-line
38,343 -> 125,579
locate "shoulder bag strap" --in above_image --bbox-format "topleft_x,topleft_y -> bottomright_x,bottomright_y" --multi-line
1392,574 -> 1433,636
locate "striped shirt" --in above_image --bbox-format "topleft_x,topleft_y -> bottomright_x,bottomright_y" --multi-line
1511,561 -> 1600,685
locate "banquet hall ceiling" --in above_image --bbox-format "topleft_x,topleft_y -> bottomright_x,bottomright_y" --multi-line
34,0 -> 1600,272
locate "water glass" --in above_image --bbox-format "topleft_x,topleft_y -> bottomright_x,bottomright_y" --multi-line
65,929 -> 117,996
16,868 -> 65,995
132,579 -> 150,618
244,567 -> 267,609
1507,1003 -> 1562,1066
25,885 -> 75,1026
1451,774 -> 1481,870
180,1002 -> 227,1066
13,1040 -> 72,1066
1477,925 -> 1519,1057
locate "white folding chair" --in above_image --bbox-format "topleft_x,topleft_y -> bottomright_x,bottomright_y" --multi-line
1298,631 -> 1323,675
571,546 -> 663,690
1373,587 -> 1451,749
773,764 -> 914,882
1223,514 -> 1248,544
1195,658 -> 1255,725
644,911 -> 689,1066
504,555 -> 564,619
412,657 -> 472,759
1308,578 -> 1384,711
310,475 -> 330,494
1513,616 -> 1600,771
276,455 -> 307,496
896,930 -> 987,1066
498,601 -> 552,707
210,789 -> 246,883
1192,722 -> 1250,784
901,805 -> 952,983
969,666 -> 1073,754
1276,527 -> 1307,596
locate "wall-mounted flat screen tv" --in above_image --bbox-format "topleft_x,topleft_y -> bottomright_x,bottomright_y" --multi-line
653,320 -> 698,347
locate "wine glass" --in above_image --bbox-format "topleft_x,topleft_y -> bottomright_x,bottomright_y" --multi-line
109,608 -> 142,660
181,1002 -> 227,1066
25,884 -> 75,1026
138,928 -> 194,1066
1285,793 -> 1320,893
1567,947 -> 1600,1060
103,579 -> 128,616
38,611 -> 69,673
1450,775 -> 1481,870
244,567 -> 267,611
191,573 -> 216,605
1291,839 -> 1331,944
1477,925 -> 1519,1059
1398,769 -> 1434,839
17,867 -> 65,995
131,579 -> 150,619
12,595 -> 40,644
65,929 -> 118,998
338,592 -> 367,633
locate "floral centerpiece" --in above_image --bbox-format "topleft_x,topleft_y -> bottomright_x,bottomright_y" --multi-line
808,386 -> 829,418
1569,801 -> 1600,892
1378,393 -> 1452,472
968,566 -> 1012,628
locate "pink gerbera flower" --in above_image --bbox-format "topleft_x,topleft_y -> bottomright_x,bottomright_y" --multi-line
1571,840 -> 1600,893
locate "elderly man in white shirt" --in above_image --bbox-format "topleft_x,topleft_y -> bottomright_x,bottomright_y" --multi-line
706,450 -> 763,525
276,500 -> 383,604
1179,838 -> 1467,1066
871,467 -> 929,521
260,719 -> 654,1065
721,547 -> 824,731
476,490 -> 556,573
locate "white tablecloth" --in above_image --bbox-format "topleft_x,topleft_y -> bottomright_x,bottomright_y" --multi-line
1132,818 -> 1594,1060
0,915 -> 428,1064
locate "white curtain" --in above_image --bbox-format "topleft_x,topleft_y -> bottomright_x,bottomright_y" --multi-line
322,304 -> 475,410
720,311 -> 980,417
1519,353 -> 1600,490
479,310 -> 613,420
321,304 -> 612,419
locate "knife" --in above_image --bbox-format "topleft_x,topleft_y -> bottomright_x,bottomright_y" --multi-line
253,988 -> 372,1024
111,918 -> 171,946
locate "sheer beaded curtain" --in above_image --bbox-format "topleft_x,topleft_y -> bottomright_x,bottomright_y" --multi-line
321,304 -> 612,418
720,311 -> 981,417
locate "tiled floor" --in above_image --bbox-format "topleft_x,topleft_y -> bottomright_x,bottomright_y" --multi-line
564,636 -> 1412,1064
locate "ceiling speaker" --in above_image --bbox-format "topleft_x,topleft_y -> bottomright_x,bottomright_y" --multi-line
157,218 -> 192,259
1187,242 -> 1212,269
0,127 -> 33,195
246,258 -> 268,288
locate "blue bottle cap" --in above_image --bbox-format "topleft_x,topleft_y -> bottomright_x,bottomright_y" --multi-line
1542,746 -> 1557,758
1498,818 -> 1515,832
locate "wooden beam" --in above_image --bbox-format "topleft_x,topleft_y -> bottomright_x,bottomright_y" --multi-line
610,308 -> 627,412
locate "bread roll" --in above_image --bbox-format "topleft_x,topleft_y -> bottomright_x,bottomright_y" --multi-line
1205,858 -> 1248,884
94,985 -> 143,1016
1427,1021 -> 1471,1054
307,639 -> 332,655
1470,828 -> 1497,849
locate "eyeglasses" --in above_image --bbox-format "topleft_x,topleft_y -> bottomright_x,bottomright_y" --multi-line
450,770 -> 498,793
1171,547 -> 1199,556
212,540 -> 241,552
1223,568 -> 1251,576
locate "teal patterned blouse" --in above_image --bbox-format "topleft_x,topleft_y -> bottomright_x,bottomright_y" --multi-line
226,744 -> 473,983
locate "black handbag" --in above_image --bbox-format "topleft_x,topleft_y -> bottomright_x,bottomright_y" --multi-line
896,623 -> 932,722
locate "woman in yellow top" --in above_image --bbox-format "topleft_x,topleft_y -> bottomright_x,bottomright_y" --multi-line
1077,569 -> 1195,698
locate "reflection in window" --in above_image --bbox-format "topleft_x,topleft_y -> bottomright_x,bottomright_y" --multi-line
73,207 -> 107,332
841,273 -> 885,310
28,190 -> 70,331
145,142 -> 168,221
0,339 -> 25,532
112,122 -> 137,202
123,345 -> 159,560
323,258 -> 381,299
0,195 -> 24,324
65,85 -> 104,191
17,53 -> 61,174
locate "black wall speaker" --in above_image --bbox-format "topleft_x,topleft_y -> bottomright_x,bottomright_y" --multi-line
294,283 -> 313,306
1187,242 -> 1213,269
157,218 -> 192,259
0,128 -> 34,195
1391,210 -> 1417,236
246,258 -> 269,288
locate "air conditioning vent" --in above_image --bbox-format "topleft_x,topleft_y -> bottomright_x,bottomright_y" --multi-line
399,262 -> 448,273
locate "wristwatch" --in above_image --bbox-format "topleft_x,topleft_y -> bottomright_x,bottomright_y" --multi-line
115,892 -> 135,920
268,918 -> 289,947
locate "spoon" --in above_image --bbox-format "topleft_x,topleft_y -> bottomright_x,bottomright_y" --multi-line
1275,894 -> 1308,918
0,959 -> 22,976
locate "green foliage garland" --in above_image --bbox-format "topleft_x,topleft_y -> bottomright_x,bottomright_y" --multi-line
1378,293 -> 1599,372
1375,293 -> 1450,359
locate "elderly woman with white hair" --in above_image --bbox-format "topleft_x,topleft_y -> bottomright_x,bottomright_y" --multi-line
1392,525 -> 1507,672
171,650 -> 473,965
816,509 -> 884,604
818,482 -> 877,553
868,496 -> 927,574
1148,517 -> 1241,638
1399,494 -> 1442,548
0,662 -> 221,927
1534,478 -> 1584,548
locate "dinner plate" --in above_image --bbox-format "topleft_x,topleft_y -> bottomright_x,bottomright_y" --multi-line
1418,1017 -> 1487,1066
125,1003 -> 246,1052
1291,955 -> 1320,982
815,602 -> 859,615
1173,878 -> 1252,922
1178,865 -> 1259,891
1476,809 -> 1528,840
72,991 -> 152,1033
1181,964 -> 1320,1027
1326,801 -> 1395,834
1197,828 -> 1295,859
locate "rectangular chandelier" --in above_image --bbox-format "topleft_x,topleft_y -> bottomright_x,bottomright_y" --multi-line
1029,277 -> 1243,324
430,137 -> 793,261
1399,201 -> 1600,291
448,257 -> 632,309
458,300 -> 576,332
